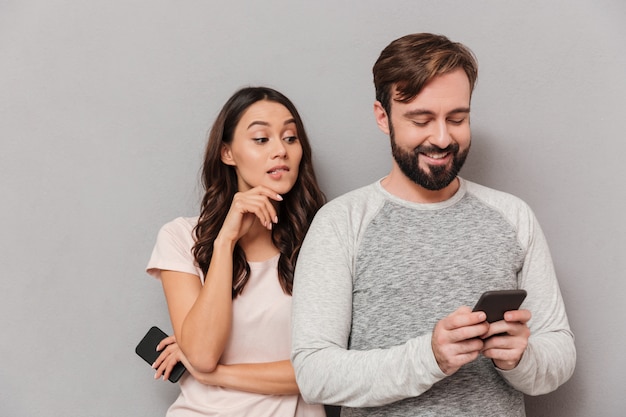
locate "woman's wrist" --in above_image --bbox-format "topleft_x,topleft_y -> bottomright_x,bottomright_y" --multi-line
213,234 -> 236,253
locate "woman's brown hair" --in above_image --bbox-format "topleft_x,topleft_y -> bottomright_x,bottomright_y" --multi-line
192,87 -> 326,297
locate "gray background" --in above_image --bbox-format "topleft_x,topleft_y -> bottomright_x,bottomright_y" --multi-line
1,0 -> 624,415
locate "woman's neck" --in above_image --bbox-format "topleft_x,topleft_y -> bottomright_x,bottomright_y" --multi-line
238,220 -> 280,262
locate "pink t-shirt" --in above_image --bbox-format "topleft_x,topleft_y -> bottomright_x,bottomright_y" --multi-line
146,217 -> 325,417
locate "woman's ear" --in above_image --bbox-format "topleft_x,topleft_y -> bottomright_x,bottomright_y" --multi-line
373,101 -> 390,135
220,145 -> 236,166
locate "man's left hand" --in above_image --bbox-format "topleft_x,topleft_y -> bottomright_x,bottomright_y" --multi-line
480,309 -> 531,370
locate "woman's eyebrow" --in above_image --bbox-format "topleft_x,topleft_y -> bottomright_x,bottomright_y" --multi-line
247,120 -> 269,129
247,118 -> 296,130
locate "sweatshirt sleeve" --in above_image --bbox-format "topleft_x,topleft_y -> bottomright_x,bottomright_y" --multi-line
290,200 -> 447,407
496,204 -> 576,395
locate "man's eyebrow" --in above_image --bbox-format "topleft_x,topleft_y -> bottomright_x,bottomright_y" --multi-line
403,107 -> 471,117
448,107 -> 471,115
247,118 -> 296,130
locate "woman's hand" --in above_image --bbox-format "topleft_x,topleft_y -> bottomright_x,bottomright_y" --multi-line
152,334 -> 212,384
217,186 -> 283,244
153,335 -> 186,381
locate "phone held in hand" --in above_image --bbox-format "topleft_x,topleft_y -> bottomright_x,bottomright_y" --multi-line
135,326 -> 186,383
472,289 -> 527,323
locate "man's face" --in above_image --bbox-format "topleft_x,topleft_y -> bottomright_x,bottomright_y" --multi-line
380,69 -> 472,191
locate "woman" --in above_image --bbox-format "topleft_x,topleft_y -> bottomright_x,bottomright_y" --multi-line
146,87 -> 326,416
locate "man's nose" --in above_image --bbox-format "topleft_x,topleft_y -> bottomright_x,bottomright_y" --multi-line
430,120 -> 452,148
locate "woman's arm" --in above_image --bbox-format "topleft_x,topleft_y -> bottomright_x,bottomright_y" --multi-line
161,244 -> 233,373
194,360 -> 299,395
163,187 -> 283,373
154,337 -> 299,395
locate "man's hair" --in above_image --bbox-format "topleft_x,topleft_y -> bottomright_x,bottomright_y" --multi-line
373,33 -> 478,115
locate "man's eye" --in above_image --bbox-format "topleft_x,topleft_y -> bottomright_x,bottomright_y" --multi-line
448,118 -> 465,125
413,121 -> 429,127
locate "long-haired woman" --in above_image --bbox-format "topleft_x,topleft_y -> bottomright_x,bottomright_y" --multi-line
146,86 -> 326,416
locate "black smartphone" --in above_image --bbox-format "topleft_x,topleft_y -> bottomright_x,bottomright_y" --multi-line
135,326 -> 186,383
472,289 -> 527,323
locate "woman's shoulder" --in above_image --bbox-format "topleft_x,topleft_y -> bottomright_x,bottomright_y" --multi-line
158,216 -> 199,237
147,216 -> 201,278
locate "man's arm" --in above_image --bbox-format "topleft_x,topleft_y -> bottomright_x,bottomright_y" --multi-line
497,211 -> 576,394
290,204 -> 447,407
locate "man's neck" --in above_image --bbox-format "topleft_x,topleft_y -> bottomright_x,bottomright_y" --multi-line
380,169 -> 460,204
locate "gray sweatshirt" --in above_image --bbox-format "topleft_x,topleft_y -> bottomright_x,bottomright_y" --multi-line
291,178 -> 575,417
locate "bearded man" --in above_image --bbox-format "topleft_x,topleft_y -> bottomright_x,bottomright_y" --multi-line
291,33 -> 576,417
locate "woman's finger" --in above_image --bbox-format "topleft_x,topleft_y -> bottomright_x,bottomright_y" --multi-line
155,335 -> 176,352
233,194 -> 275,228
227,188 -> 281,231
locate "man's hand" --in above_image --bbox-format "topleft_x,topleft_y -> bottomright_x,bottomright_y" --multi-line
432,306 -> 490,375
480,309 -> 531,370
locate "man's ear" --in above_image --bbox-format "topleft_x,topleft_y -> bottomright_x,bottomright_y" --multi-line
373,101 -> 390,135
220,145 -> 236,166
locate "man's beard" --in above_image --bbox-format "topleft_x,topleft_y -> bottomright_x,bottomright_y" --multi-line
390,129 -> 470,191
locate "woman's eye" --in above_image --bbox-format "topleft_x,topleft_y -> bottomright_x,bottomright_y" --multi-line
253,137 -> 269,144
283,136 -> 298,143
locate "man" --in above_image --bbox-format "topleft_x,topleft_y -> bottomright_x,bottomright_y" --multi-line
291,33 -> 575,416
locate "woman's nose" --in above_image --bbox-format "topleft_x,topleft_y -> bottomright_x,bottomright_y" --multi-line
272,139 -> 287,158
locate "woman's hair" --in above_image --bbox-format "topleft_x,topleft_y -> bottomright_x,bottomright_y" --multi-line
373,33 -> 479,115
192,86 -> 326,298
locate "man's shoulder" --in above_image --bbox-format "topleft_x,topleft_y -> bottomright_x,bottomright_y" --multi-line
464,179 -> 528,207
463,179 -> 535,224
319,182 -> 384,214
308,181 -> 387,233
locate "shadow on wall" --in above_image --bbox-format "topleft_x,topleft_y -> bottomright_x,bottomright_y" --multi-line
459,128 -> 510,188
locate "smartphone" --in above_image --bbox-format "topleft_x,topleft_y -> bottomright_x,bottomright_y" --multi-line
135,326 -> 186,383
472,289 -> 527,323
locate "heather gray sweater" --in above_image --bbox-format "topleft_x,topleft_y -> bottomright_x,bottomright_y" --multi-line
291,178 -> 575,417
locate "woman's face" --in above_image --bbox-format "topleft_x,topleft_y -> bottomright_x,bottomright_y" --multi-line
221,100 -> 303,195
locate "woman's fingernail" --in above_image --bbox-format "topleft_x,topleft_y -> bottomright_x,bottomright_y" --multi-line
276,194 -> 283,201
273,216 -> 278,224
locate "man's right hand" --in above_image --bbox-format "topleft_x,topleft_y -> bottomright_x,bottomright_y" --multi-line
431,306 -> 489,375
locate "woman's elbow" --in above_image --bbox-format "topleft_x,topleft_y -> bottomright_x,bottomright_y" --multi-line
186,351 -> 220,373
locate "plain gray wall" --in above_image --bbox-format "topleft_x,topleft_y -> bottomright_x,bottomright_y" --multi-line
1,0 -> 624,415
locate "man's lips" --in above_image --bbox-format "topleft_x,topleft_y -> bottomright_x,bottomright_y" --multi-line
416,144 -> 459,165
420,151 -> 452,165
422,151 -> 449,160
